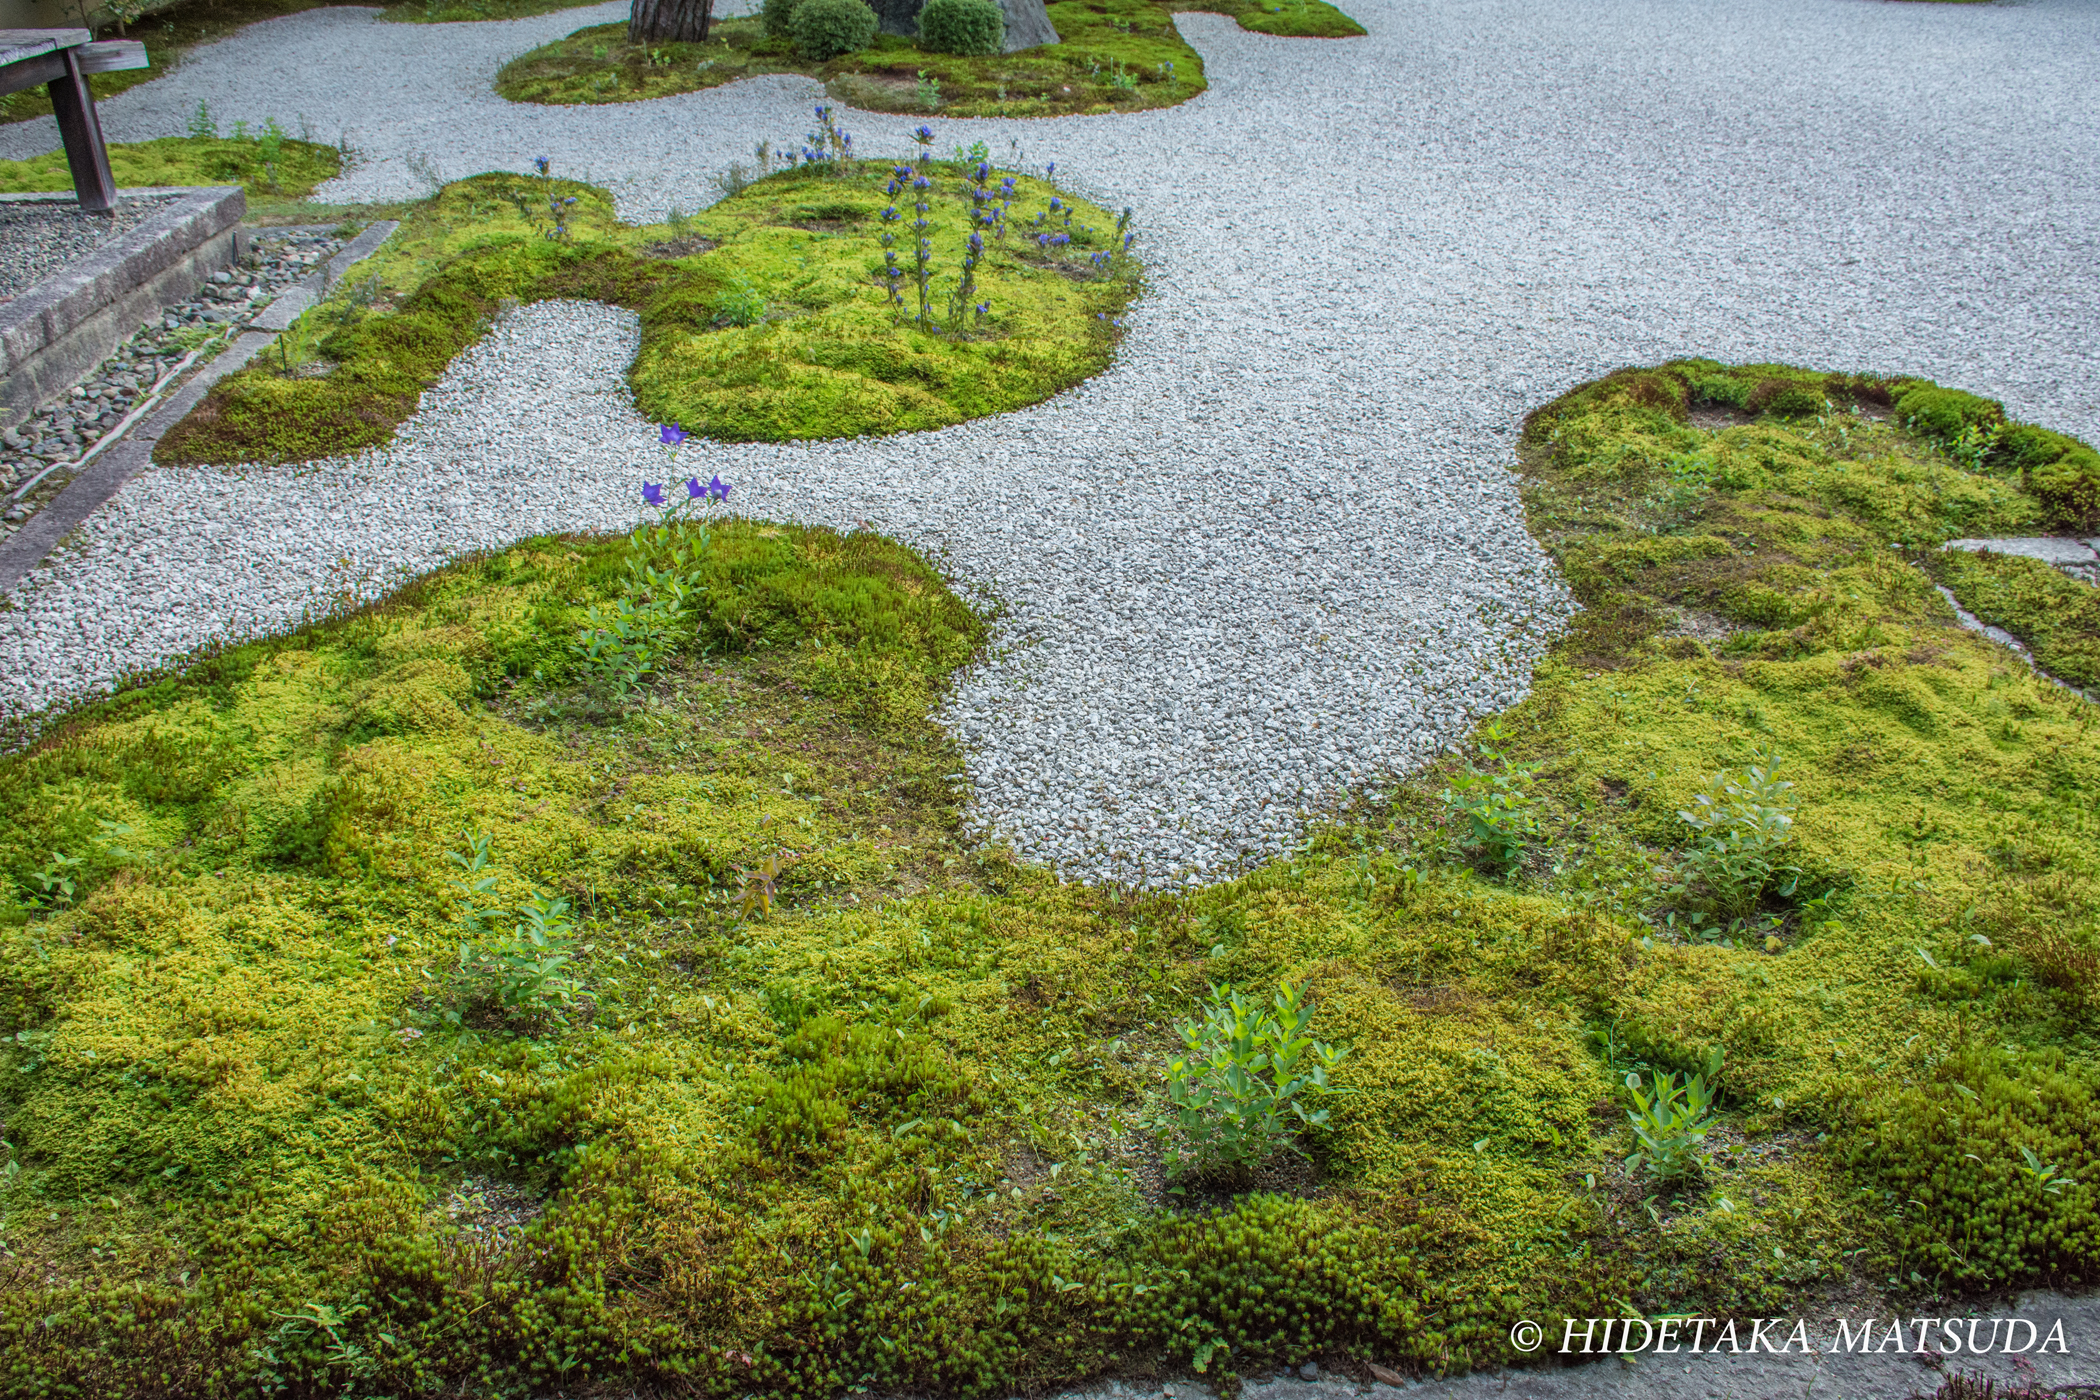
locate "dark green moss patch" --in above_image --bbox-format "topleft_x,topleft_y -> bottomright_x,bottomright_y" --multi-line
157,165 -> 1139,464
495,0 -> 1359,117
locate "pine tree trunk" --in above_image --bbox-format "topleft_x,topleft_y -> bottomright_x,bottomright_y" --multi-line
629,0 -> 713,45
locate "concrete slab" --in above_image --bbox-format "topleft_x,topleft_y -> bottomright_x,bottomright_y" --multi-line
0,184 -> 244,432
1943,536 -> 2100,567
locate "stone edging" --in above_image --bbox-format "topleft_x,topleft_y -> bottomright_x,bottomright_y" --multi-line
0,185 -> 247,431
0,219 -> 400,596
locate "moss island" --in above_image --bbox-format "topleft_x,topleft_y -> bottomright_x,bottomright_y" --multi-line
8,361 -> 2100,1394
495,0 -> 1364,118
156,160 -> 1140,465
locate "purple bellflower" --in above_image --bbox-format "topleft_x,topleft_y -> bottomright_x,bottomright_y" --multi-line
642,481 -> 665,507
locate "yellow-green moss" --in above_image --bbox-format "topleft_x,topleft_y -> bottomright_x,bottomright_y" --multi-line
0,134 -> 341,199
1935,547 -> 2100,691
15,361 -> 2100,1394
156,166 -> 1139,465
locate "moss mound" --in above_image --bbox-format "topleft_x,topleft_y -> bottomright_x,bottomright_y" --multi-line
495,0 -> 1360,117
156,165 -> 1139,465
1208,0 -> 1366,39
16,360 -> 2100,1392
0,134 -> 341,200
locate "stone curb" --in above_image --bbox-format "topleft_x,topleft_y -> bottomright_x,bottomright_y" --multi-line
0,218 -> 401,596
0,186 -> 246,430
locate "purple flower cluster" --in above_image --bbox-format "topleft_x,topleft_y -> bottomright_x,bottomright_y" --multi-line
642,474 -> 731,507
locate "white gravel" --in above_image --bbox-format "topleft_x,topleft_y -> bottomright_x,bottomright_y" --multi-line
3,0 -> 2100,887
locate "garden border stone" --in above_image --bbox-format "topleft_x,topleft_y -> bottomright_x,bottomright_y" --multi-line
0,217 -> 397,595
0,183 -> 244,433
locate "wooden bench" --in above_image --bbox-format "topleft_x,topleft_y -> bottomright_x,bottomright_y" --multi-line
0,28 -> 149,213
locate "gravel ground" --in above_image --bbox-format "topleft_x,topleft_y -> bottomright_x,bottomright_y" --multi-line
0,194 -> 171,301
2,0 -> 2099,886
0,228 -> 345,519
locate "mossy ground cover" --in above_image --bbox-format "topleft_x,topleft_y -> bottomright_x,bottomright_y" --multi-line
0,134 -> 341,200
494,0 -> 1359,118
13,361 -> 2100,1394
156,162 -> 1138,465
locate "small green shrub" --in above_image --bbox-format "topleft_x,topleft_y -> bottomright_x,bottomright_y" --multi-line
710,277 -> 767,328
444,831 -> 581,1032
1441,721 -> 1540,873
1674,747 -> 1798,918
790,0 -> 877,59
761,0 -> 808,36
1164,981 -> 1349,1176
573,505 -> 712,696
917,0 -> 1005,55
1623,1067 -> 1718,1181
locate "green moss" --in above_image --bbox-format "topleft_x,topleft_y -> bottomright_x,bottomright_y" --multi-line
0,134 -> 340,199
156,166 -> 1139,465
20,358 -> 2100,1390
1218,0 -> 1367,38
495,0 -> 1358,117
1934,548 -> 2100,691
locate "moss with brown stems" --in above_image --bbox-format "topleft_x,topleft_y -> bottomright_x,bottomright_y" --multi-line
156,163 -> 1140,464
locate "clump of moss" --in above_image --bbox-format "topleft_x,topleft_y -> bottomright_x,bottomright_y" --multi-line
1933,548 -> 2100,691
0,133 -> 341,199
156,163 -> 1139,465
1178,0 -> 1365,39
18,360 -> 2100,1392
496,0 -> 1359,117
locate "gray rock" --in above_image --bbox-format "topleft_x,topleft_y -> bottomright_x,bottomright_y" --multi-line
867,0 -> 922,38
860,0 -> 1054,51
998,0 -> 1057,52
1944,536 -> 2099,567
1298,1364 -> 1319,1381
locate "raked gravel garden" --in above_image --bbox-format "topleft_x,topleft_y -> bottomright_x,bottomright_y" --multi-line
6,0 -> 2100,1396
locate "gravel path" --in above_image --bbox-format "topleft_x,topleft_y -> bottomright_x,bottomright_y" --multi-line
3,0 -> 2099,886
0,194 -> 171,301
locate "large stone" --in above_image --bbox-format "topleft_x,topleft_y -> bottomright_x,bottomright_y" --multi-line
998,0 -> 1059,51
867,0 -> 922,38
865,0 -> 1060,51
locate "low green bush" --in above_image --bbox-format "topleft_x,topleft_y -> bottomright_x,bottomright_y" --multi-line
760,0 -> 807,35
917,0 -> 1006,55
1163,981 -> 1348,1176
790,0 -> 878,58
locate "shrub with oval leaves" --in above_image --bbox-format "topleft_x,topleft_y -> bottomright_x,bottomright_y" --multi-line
917,0 -> 1005,55
790,0 -> 877,59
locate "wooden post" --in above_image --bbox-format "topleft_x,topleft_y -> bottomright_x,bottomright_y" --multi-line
46,46 -> 115,214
